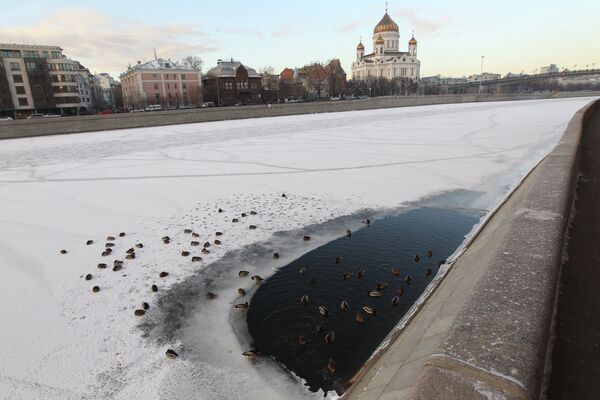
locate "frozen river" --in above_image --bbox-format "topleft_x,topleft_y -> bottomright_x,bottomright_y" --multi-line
0,97 -> 594,399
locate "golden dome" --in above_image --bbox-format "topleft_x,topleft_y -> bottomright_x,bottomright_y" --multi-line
357,42 -> 365,50
409,37 -> 417,45
373,12 -> 399,34
375,35 -> 385,45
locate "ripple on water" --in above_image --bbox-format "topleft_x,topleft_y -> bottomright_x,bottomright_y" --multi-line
246,207 -> 482,395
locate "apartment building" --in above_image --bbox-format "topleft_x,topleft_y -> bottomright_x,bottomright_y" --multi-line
120,58 -> 202,110
0,44 -> 84,117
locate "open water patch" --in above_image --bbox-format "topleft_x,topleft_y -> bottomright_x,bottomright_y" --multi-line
246,206 -> 482,395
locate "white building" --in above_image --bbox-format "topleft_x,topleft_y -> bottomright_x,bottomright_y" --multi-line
540,64 -> 559,74
351,9 -> 420,82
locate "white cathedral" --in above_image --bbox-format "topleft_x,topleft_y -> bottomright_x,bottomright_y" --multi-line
351,8 -> 420,82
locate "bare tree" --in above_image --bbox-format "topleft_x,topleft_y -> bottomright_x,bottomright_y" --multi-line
183,56 -> 204,72
259,65 -> 275,75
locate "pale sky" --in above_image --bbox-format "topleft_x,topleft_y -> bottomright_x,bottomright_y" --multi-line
0,0 -> 598,80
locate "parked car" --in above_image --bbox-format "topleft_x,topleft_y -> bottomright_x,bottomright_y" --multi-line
0,116 -> 13,121
27,113 -> 45,119
44,113 -> 61,118
179,105 -> 193,109
130,109 -> 145,113
99,109 -> 113,115
145,104 -> 162,112
201,102 -> 215,108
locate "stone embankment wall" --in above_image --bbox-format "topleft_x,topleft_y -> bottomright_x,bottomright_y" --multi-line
1,91 -> 599,140
343,98 -> 600,400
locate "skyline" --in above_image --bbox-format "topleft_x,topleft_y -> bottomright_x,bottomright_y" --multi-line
1,0 -> 599,80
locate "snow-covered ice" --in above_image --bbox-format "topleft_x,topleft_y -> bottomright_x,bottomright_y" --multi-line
0,97 -> 594,399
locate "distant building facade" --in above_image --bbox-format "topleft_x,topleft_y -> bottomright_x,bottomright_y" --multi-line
278,60 -> 347,101
202,59 -> 262,106
540,64 -> 559,74
466,73 -> 501,82
120,58 -> 202,110
351,9 -> 420,82
0,44 -> 84,117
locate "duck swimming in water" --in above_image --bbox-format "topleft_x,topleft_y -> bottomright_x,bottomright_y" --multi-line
405,275 -> 412,284
214,239 -> 222,245
191,241 -> 200,247
362,306 -> 377,316
272,252 -> 279,259
134,309 -> 146,316
427,250 -> 433,258
327,358 -> 336,374
343,272 -> 353,280
205,292 -> 217,300
251,275 -> 264,284
300,295 -> 310,305
298,335 -> 306,346
86,240 -> 93,245
142,302 -> 150,310
391,296 -> 400,306
318,305 -> 329,316
184,229 -> 192,234
335,256 -> 342,264
316,322 -> 326,333
376,282 -> 388,290
159,271 -> 169,278
85,274 -> 92,281
345,229 -> 352,237
126,247 -> 135,253
250,211 -> 257,215
215,231 -> 223,236
355,313 -> 365,323
165,349 -> 178,359
414,254 -> 420,262
238,288 -> 246,296
151,284 -> 158,292
357,270 -> 365,278
234,302 -> 249,310
201,249 -> 210,255
239,270 -> 250,277
397,287 -> 405,296
192,256 -> 202,262
324,331 -> 335,344
340,300 -> 349,312
181,251 -> 190,257
368,290 -> 382,298
425,269 -> 433,277
391,267 -> 401,277
106,236 -> 116,241
299,266 -> 307,275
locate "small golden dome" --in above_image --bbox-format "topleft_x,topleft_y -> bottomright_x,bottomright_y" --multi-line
375,35 -> 385,45
357,42 -> 365,50
374,12 -> 399,34
409,37 -> 417,45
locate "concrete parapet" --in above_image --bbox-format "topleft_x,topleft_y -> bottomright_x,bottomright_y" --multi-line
343,98 -> 600,400
1,92 -> 599,140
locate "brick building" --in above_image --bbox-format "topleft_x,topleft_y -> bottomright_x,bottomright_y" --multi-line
202,59 -> 262,106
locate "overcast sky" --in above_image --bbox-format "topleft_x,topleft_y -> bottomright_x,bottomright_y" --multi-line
1,0 -> 598,80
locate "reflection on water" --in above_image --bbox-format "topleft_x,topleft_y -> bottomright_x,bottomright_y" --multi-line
246,207 -> 482,395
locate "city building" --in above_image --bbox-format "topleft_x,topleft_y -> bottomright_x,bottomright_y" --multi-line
540,64 -> 559,74
278,60 -> 347,101
466,73 -> 501,82
202,59 -> 262,106
0,44 -> 82,117
73,60 -> 95,113
351,8 -> 420,82
120,58 -> 202,110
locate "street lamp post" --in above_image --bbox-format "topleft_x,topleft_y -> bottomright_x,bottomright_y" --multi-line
479,56 -> 485,95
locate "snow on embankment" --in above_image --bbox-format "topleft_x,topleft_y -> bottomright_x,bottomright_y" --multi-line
0,97 -> 594,399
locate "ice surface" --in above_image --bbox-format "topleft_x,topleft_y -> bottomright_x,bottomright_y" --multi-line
0,97 -> 595,399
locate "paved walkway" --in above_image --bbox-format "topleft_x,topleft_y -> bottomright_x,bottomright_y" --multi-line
547,108 -> 600,399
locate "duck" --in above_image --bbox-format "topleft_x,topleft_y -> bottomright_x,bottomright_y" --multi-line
142,302 -> 150,310
273,252 -> 279,259
159,271 -> 169,278
181,251 -> 190,257
368,290 -> 382,298
391,296 -> 400,306
298,335 -> 306,346
299,266 -> 307,275
391,267 -> 401,277
397,288 -> 405,296
232,218 -> 239,223
241,212 -> 247,217
192,256 -> 202,262
427,250 -> 433,258
345,229 -> 352,237
105,242 -> 115,248
97,263 -> 107,269
191,241 -> 200,247
85,274 -> 92,281
125,253 -> 135,260
151,284 -> 159,292
92,286 -> 100,293
318,306 -> 329,316
134,309 -> 146,316
281,193 -> 287,198
86,240 -> 94,245
218,208 -> 224,213
135,243 -> 144,248
238,288 -> 246,296
405,275 -> 412,284
376,282 -> 388,290
239,271 -> 249,277
327,358 -> 336,374
303,235 -> 311,241
215,231 -> 223,236
324,331 -> 335,344
101,249 -> 112,257
362,306 -> 377,316
192,232 -> 200,238
119,232 -> 126,237
357,270 -> 365,278
343,272 -> 353,280
234,302 -> 249,310
300,295 -> 310,305
203,242 -> 211,248
355,313 -> 365,323
251,275 -> 264,284
316,322 -> 326,333
162,236 -> 170,244
425,269 -> 433,277
242,350 -> 261,357
340,300 -> 349,312
205,292 -> 217,300
214,239 -> 222,245
363,218 -> 371,225
113,265 -> 122,272
201,249 -> 210,255
184,229 -> 193,234
165,349 -> 178,359
250,211 -> 257,215
106,236 -> 116,241
414,254 -> 420,262
114,260 -> 123,267
335,256 -> 342,264
249,225 -> 257,230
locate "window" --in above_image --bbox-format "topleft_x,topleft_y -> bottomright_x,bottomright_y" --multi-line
51,51 -> 62,58
167,83 -> 170,89
23,50 -> 39,58
154,84 -> 159,90
26,62 -> 38,71
18,98 -> 28,106
164,74 -> 169,80
181,74 -> 186,80
182,83 -> 187,89
42,51 -> 49,58
16,86 -> 26,94
10,62 -> 20,71
155,93 -> 160,101
0,49 -> 21,57
13,74 -> 23,83
174,83 -> 177,89
152,74 -> 158,80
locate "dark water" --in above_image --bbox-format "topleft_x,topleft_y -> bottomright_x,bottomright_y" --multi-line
246,207 -> 482,395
